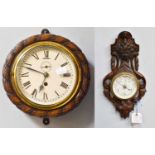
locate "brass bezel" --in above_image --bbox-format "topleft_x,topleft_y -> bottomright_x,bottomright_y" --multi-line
111,72 -> 139,100
11,41 -> 82,110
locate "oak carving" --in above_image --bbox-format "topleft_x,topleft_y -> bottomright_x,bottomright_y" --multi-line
103,31 -> 146,118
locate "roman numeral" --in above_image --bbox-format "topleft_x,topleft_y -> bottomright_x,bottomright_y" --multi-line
63,73 -> 71,77
61,62 -> 68,67
44,51 -> 49,59
54,53 -> 59,60
31,89 -> 37,97
23,81 -> 31,89
31,53 -> 39,60
60,82 -> 68,89
55,91 -> 60,97
24,62 -> 32,66
43,92 -> 48,101
21,72 -> 29,77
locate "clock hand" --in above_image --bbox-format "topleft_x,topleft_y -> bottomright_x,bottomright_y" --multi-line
39,78 -> 46,92
39,72 -> 49,92
122,84 -> 132,91
117,81 -> 124,87
24,67 -> 45,76
126,87 -> 132,91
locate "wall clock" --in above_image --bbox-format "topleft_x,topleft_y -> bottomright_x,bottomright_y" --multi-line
103,31 -> 146,118
3,29 -> 90,125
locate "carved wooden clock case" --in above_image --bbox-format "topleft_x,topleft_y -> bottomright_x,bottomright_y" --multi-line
3,29 -> 90,125
103,31 -> 146,118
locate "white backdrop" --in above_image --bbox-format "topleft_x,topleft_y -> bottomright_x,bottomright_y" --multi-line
95,27 -> 155,128
0,27 -> 94,128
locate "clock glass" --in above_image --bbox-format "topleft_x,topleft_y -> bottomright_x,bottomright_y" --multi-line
11,41 -> 81,110
112,73 -> 138,99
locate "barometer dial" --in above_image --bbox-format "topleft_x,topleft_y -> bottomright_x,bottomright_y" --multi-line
112,73 -> 138,99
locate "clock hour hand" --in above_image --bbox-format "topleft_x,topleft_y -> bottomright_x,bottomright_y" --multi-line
39,85 -> 44,92
39,78 -> 45,92
24,67 -> 45,76
39,72 -> 49,92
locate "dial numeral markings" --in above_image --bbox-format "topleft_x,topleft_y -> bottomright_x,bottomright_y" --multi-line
55,91 -> 60,97
44,51 -> 49,59
23,81 -> 31,89
24,62 -> 32,66
31,53 -> 39,60
31,89 -> 37,97
61,62 -> 68,67
63,73 -> 71,77
43,92 -> 48,101
21,72 -> 29,77
54,53 -> 60,60
60,82 -> 68,89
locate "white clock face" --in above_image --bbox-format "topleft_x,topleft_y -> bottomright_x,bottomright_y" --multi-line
11,42 -> 80,108
112,73 -> 138,99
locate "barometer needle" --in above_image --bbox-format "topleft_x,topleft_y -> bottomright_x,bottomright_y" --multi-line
126,87 -> 132,91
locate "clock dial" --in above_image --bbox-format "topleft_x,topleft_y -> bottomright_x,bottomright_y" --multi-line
11,42 -> 81,109
112,73 -> 138,99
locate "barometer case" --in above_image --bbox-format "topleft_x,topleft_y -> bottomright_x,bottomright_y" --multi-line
103,31 -> 146,118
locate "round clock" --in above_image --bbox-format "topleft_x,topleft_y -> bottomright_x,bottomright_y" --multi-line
3,29 -> 90,125
111,72 -> 139,100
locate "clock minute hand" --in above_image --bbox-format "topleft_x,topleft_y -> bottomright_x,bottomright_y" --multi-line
24,67 -> 45,76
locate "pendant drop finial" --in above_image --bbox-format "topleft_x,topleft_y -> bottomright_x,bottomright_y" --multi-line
43,117 -> 50,125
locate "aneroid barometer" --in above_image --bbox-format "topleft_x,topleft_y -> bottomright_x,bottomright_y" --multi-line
3,29 -> 90,125
103,31 -> 146,118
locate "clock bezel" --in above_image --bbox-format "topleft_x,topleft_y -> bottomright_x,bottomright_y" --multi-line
111,72 -> 139,100
3,33 -> 90,117
11,41 -> 82,110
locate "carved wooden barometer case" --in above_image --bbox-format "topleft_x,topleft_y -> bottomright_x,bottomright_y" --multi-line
103,31 -> 146,118
3,29 -> 90,124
